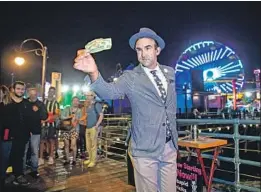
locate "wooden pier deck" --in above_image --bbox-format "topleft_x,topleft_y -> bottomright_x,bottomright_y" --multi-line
4,158 -> 135,192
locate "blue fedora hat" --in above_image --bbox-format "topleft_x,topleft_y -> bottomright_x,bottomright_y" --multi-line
129,27 -> 165,50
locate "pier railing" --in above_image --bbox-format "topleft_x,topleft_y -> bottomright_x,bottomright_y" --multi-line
177,119 -> 260,192
100,114 -> 260,192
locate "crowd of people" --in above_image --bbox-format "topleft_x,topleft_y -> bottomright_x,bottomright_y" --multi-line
0,82 -> 104,190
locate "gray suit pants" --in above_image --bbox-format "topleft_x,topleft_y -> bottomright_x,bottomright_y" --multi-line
130,141 -> 177,192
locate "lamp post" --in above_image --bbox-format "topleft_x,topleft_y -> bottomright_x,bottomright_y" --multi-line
11,73 -> 15,85
15,38 -> 47,100
232,79 -> 237,110
183,83 -> 188,118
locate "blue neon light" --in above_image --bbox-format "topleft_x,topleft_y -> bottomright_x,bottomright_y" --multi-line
176,41 -> 245,93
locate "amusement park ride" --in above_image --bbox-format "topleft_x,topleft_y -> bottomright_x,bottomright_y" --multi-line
175,41 -> 260,111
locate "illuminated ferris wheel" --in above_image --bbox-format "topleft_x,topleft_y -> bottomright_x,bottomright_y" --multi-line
175,41 -> 245,93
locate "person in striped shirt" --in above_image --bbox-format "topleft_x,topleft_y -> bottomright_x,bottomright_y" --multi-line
39,87 -> 60,165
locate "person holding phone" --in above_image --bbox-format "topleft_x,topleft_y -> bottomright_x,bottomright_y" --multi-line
60,96 -> 82,166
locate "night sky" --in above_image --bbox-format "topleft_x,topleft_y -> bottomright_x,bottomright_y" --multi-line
0,2 -> 260,86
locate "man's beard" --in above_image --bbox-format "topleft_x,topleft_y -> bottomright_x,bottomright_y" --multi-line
14,93 -> 24,98
30,97 -> 37,102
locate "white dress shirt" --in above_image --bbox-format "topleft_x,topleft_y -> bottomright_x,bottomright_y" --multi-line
141,64 -> 168,97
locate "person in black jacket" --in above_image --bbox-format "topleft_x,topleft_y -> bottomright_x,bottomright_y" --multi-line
23,87 -> 48,178
8,81 -> 31,186
0,85 -> 12,190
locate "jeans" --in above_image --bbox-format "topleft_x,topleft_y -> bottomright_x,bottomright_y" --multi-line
0,141 -> 12,179
23,134 -> 40,172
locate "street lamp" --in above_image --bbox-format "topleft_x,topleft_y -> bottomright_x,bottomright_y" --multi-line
14,57 -> 25,66
11,57 -> 25,84
15,38 -> 47,100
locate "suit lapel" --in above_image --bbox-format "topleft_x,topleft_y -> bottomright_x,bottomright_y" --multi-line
134,64 -> 164,105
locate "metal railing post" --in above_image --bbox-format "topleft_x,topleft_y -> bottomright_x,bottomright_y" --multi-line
234,119 -> 241,192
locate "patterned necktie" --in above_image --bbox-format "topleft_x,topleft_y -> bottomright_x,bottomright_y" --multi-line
150,70 -> 171,139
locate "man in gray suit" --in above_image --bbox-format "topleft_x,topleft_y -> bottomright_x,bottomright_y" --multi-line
74,28 -> 178,192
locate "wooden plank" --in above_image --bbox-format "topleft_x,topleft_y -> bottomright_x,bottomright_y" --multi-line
46,159 -> 135,192
4,158 -> 135,192
178,137 -> 228,149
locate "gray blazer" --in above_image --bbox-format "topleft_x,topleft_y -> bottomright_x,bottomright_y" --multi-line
87,64 -> 178,158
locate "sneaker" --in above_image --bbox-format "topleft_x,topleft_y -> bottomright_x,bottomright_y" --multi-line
83,160 -> 90,165
87,162 -> 96,168
6,166 -> 12,173
72,161 -> 76,166
13,175 -> 30,186
55,152 -> 59,159
38,158 -> 45,166
29,171 -> 39,179
48,157 -> 54,165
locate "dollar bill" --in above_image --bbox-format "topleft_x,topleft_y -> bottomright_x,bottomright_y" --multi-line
85,38 -> 112,54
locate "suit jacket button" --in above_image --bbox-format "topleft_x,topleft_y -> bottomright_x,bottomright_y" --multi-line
162,123 -> 166,126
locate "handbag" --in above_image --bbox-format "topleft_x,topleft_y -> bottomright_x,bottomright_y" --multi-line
59,117 -> 73,131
